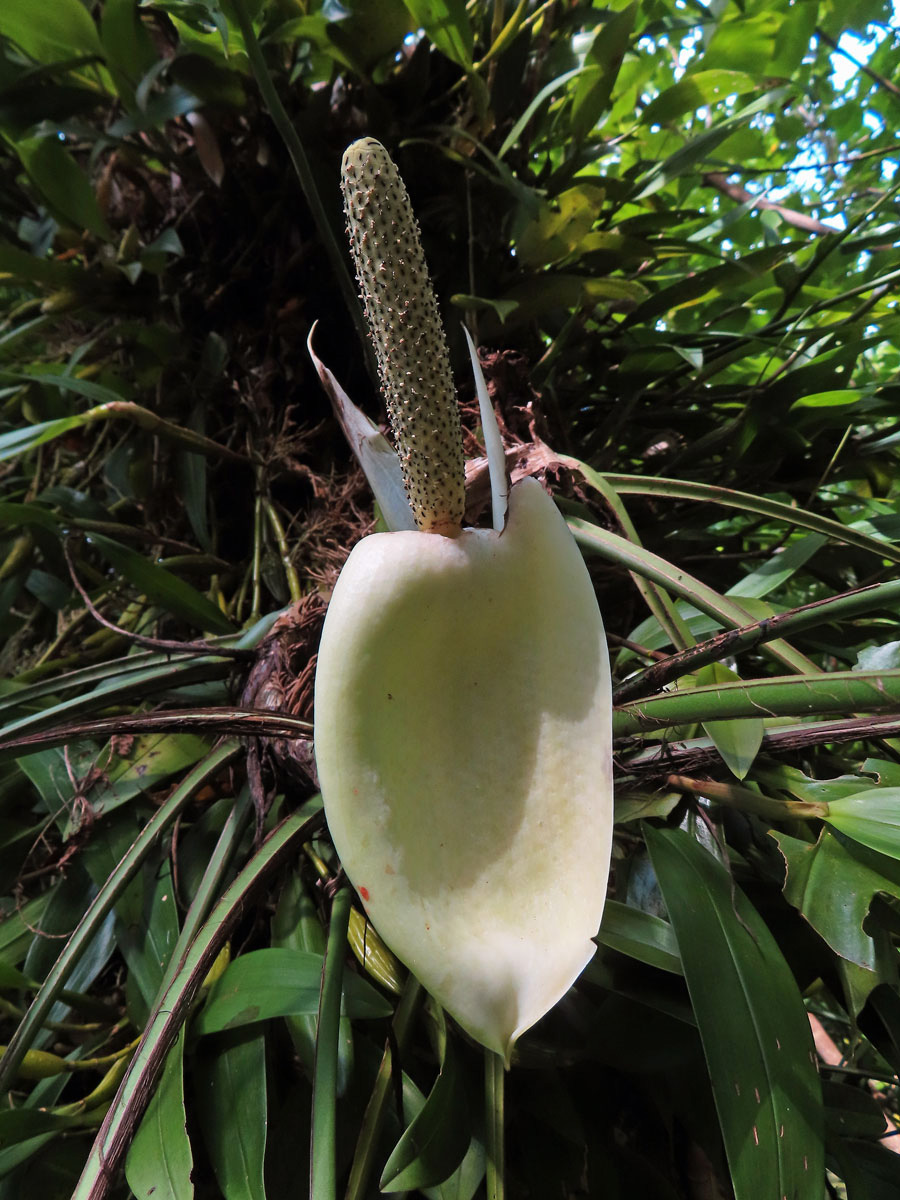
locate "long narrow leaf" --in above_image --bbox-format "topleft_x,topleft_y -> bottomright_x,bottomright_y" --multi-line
645,826 -> 823,1200
0,742 -> 241,1094
568,515 -> 816,674
601,474 -> 900,565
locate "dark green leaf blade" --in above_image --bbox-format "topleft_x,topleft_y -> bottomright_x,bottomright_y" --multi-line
823,788 -> 900,860
88,532 -> 234,634
193,947 -> 392,1034
381,1039 -> 471,1192
195,1027 -> 267,1200
645,825 -> 823,1200
125,1031 -> 193,1200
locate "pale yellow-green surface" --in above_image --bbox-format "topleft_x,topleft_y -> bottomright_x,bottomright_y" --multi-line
314,479 -> 612,1060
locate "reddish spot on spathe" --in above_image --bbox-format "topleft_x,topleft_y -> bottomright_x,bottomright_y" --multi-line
359,886 -> 370,901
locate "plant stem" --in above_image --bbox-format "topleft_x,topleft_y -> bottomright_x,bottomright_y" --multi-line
485,1050 -> 505,1200
310,886 -> 352,1200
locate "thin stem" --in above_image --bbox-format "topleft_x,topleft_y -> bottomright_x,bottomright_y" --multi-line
310,886 -> 353,1200
485,1050 -> 505,1200
263,498 -> 303,603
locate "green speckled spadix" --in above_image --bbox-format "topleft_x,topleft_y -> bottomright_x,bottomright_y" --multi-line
341,138 -> 465,536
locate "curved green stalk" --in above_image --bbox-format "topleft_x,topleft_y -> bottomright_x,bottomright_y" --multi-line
310,886 -> 352,1200
601,474 -> 900,565
614,578 -> 900,703
614,668 -> 900,739
567,515 -> 816,675
485,1051 -> 505,1200
572,458 -> 695,651
0,742 -> 241,1095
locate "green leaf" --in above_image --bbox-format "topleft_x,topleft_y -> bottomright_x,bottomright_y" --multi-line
856,641 -> 900,672
0,1108 -> 78,1151
0,415 -> 89,462
100,0 -> 158,108
633,90 -> 788,201
695,663 -> 763,780
194,947 -> 392,1034
88,532 -> 233,634
727,533 -> 827,601
195,1027 -> 267,1200
15,138 -> 113,241
569,2 -> 636,141
645,825 -> 823,1200
595,899 -> 683,975
832,1138 -> 900,1199
381,1040 -> 471,1191
403,0 -> 473,69
0,893 -> 51,966
125,1031 -> 193,1200
824,789 -> 900,861
772,829 -> 900,971
0,241 -> 83,289
0,0 -> 103,64
642,70 -> 760,124
791,389 -> 866,410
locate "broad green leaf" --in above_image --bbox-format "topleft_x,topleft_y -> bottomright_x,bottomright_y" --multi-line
832,1138 -> 900,1199
791,389 -> 866,410
726,533 -> 827,600
569,2 -> 636,141
856,641 -> 900,672
645,825 -> 823,1200
596,899 -> 683,975
822,1080 -> 890,1139
194,947 -> 392,1034
633,90 -> 788,200
823,789 -> 900,861
100,0 -> 158,108
0,0 -> 103,63
403,0 -> 473,69
15,138 -> 113,240
381,1040 -> 471,1192
89,532 -> 233,634
0,893 -> 52,966
642,70 -> 759,124
195,1027 -> 267,1200
695,663 -> 763,780
125,1032 -> 193,1200
772,829 -> 900,971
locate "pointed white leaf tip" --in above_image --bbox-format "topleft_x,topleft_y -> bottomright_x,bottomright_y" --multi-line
314,477 -> 613,1062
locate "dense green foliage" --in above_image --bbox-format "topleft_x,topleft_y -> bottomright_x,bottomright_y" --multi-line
0,0 -> 899,1196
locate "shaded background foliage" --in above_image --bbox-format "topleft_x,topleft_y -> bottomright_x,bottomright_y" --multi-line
0,0 -> 899,1197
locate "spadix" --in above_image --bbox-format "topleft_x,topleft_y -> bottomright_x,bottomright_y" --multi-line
315,476 -> 611,1060
313,138 -> 613,1064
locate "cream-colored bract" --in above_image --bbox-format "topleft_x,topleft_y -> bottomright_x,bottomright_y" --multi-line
314,477 -> 612,1062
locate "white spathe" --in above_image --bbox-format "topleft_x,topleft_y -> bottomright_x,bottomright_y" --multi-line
314,477 -> 612,1062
